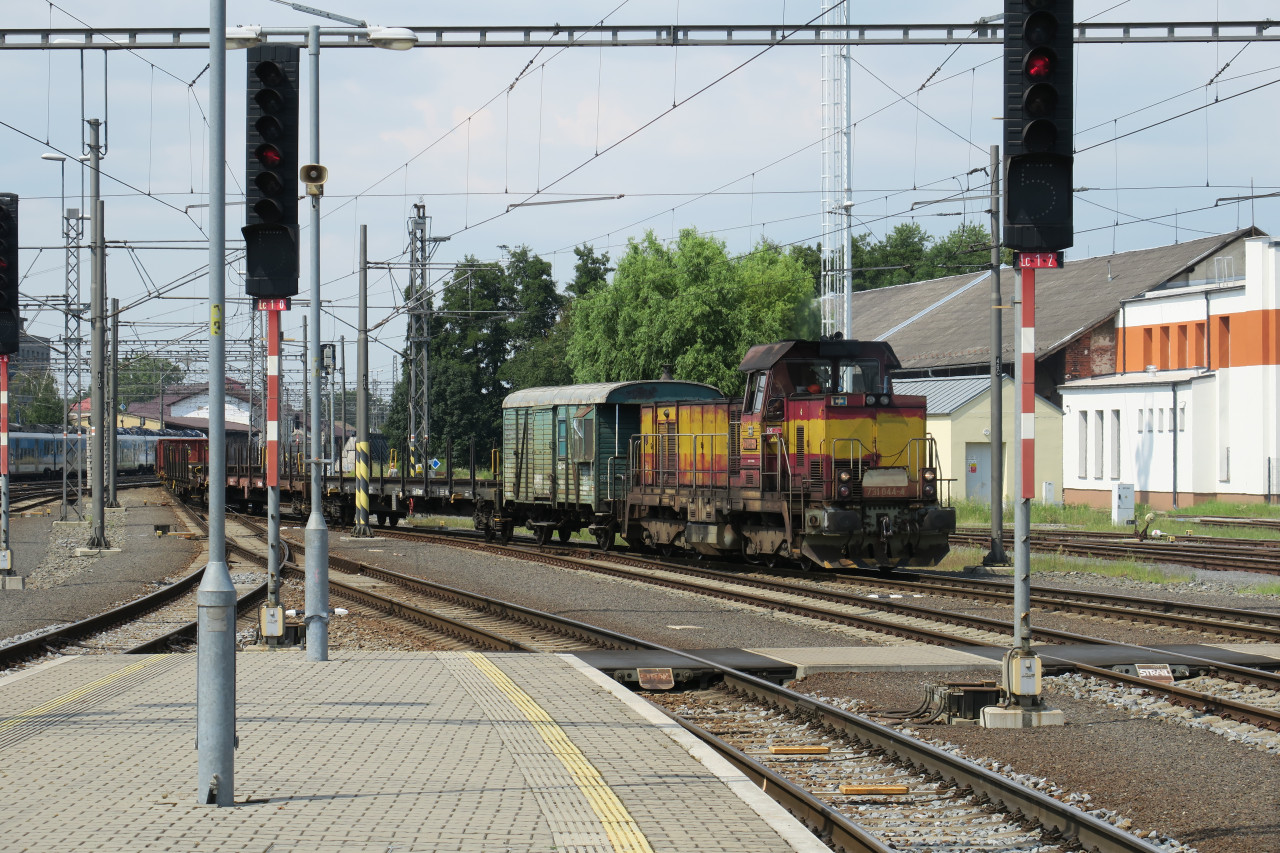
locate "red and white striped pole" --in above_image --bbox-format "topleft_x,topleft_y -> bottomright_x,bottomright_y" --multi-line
1013,262 -> 1036,652
265,307 -> 282,613
0,354 -> 10,573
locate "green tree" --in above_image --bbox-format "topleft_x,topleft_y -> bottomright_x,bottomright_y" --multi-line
428,257 -> 514,461
567,228 -> 814,396
12,371 -> 63,425
118,356 -> 185,408
568,244 -> 612,299
498,246 -> 570,391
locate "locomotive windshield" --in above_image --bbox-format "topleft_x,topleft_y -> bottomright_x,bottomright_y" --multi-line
784,358 -> 882,395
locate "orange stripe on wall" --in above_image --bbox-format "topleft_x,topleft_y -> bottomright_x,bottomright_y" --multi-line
1121,309 -> 1280,371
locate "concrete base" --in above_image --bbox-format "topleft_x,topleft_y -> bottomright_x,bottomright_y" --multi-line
340,535 -> 385,542
1,575 -> 26,590
52,520 -> 89,529
74,547 -> 123,558
980,705 -> 1066,728
243,644 -> 302,652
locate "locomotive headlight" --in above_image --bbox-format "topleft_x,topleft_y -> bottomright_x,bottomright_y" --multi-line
878,394 -> 891,406
838,469 -> 853,483
922,468 -> 936,481
837,484 -> 852,499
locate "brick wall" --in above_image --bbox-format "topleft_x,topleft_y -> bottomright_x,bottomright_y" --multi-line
1062,322 -> 1117,381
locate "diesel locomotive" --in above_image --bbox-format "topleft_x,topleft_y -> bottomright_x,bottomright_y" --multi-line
479,338 -> 954,568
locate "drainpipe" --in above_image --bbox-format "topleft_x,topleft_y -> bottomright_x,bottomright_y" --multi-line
1171,383 -> 1178,510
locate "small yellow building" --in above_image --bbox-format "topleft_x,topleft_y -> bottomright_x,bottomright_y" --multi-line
893,375 -> 1063,506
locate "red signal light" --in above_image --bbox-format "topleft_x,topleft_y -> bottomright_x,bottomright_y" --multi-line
255,143 -> 283,168
1025,48 -> 1054,79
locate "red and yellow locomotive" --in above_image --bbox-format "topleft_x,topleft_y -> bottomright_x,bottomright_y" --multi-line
625,339 -> 953,567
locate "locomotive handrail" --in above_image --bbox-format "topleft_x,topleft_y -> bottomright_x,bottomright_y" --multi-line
629,431 -> 731,490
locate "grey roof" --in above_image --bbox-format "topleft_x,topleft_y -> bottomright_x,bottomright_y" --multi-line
847,228 -> 1262,370
893,375 -> 1007,415
503,380 -> 723,409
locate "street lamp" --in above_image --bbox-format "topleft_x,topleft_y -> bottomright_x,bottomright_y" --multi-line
366,26 -> 417,50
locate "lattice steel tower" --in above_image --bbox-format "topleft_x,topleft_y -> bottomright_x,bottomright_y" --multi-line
405,205 -> 447,477
820,1 -> 854,339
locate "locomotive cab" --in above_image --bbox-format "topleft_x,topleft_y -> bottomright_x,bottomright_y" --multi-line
733,339 -> 953,568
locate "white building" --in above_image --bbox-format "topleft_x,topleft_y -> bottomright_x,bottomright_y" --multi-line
1060,235 -> 1280,508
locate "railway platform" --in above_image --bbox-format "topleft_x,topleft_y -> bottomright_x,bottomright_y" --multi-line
0,650 -> 830,853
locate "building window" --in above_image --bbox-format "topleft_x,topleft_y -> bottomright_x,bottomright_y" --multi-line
1110,410 -> 1121,479
1215,316 -> 1231,368
1159,326 -> 1171,369
1078,411 -> 1088,479
1147,408 -> 1154,432
1135,409 -> 1143,433
1179,402 -> 1186,432
1157,408 -> 1164,432
1093,410 -> 1104,479
1176,325 -> 1188,369
1193,322 -> 1206,367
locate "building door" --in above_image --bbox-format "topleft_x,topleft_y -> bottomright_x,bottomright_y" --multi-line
965,442 -> 991,504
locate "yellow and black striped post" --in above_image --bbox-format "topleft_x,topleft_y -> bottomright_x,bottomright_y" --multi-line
354,439 -> 371,533
351,224 -> 373,537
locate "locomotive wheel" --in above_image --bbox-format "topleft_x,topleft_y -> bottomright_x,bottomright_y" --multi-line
483,525 -> 496,543
557,527 -> 572,544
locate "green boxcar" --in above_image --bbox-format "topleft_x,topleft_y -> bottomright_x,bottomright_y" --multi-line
488,380 -> 722,548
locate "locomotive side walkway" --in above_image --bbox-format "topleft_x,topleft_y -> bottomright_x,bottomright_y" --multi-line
0,650 -> 830,853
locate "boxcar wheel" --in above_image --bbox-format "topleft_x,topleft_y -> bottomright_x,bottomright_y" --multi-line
535,526 -> 551,546
499,522 -> 513,544
557,527 -> 572,544
595,528 -> 613,552
484,525 -> 496,542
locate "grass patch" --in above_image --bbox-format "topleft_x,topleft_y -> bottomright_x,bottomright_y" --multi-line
1241,581 -> 1280,596
941,544 -> 1192,584
1162,499 -> 1280,520
953,499 -> 1127,531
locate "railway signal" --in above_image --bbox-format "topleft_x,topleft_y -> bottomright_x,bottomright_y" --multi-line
243,44 -> 300,300
0,194 -> 19,355
1003,0 -> 1074,252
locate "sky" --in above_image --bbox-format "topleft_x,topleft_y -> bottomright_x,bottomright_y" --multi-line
2,1 -> 1278,402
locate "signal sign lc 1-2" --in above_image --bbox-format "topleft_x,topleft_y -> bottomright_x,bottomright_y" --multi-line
1015,251 -> 1064,269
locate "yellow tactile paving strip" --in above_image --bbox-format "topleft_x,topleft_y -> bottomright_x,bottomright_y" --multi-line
462,651 -> 654,853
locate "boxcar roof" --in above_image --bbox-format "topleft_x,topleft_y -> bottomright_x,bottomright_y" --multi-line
503,381 -> 723,409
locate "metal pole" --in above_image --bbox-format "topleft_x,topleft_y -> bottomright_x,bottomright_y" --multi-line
841,29 -> 854,340
266,308 -> 282,613
304,25 -> 330,661
338,333 -> 346,481
301,316 -> 308,471
353,224 -> 371,537
85,119 -> 108,549
1,356 -> 10,568
986,145 -> 1007,565
1013,265 -> 1034,654
195,0 -> 236,806
106,296 -> 119,507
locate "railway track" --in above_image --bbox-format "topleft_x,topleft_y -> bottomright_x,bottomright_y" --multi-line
269,526 -> 1166,853
1,494 -> 1207,851
951,526 -> 1280,575
365,525 -> 1280,731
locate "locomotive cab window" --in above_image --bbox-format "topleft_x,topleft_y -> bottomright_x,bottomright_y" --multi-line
836,358 -> 882,394
744,372 -> 768,415
787,360 -> 832,394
